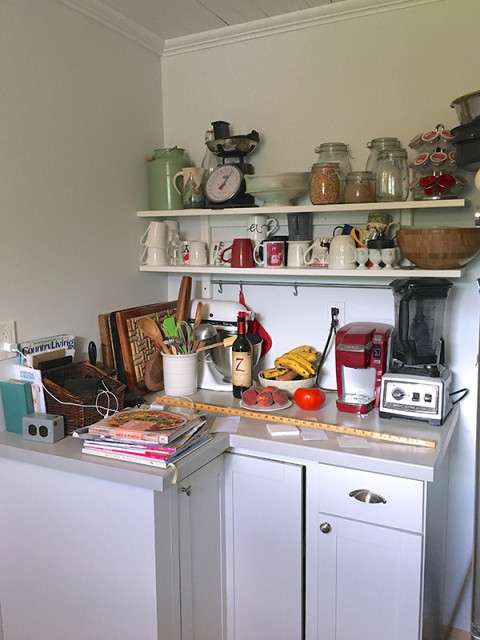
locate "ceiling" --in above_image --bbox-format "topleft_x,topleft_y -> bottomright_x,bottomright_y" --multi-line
85,0 -> 341,41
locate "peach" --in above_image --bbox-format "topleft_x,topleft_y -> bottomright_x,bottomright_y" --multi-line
272,389 -> 289,405
263,385 -> 277,393
242,388 -> 259,406
257,390 -> 273,407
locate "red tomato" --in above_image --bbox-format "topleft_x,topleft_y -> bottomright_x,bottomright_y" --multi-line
293,387 -> 325,411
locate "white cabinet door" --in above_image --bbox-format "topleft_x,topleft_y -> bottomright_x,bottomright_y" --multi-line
315,513 -> 423,640
224,453 -> 303,640
179,454 -> 226,640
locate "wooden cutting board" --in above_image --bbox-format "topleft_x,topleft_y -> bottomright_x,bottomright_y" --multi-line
112,301 -> 177,395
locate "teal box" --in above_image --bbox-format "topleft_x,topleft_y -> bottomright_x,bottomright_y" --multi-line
0,380 -> 34,434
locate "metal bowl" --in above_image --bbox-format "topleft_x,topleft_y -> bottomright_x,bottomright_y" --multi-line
451,90 -> 480,125
210,331 -> 263,382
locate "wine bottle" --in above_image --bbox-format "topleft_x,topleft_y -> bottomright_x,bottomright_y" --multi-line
232,312 -> 252,399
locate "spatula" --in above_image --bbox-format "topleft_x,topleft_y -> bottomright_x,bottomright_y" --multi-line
195,335 -> 236,352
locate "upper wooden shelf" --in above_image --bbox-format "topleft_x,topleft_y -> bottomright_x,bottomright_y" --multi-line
137,199 -> 467,218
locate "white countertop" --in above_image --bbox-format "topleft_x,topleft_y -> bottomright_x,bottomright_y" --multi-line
0,390 -> 458,490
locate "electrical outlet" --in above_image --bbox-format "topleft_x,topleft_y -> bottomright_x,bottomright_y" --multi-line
327,302 -> 345,329
0,320 -> 16,360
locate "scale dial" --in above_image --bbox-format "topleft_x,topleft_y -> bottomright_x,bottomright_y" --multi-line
205,164 -> 244,204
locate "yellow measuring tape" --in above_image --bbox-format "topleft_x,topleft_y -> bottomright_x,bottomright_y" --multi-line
156,396 -> 436,449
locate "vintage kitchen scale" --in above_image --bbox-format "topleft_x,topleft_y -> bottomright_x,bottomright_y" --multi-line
379,278 -> 453,425
204,121 -> 260,208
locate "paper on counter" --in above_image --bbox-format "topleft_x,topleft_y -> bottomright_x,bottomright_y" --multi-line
210,416 -> 240,434
299,427 -> 328,441
337,435 -> 371,448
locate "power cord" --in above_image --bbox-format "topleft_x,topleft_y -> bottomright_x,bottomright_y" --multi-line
315,306 -> 339,388
2,344 -> 120,419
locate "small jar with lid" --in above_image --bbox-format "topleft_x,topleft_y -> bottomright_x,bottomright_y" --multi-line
365,137 -> 402,176
309,163 -> 343,204
376,148 -> 409,202
343,171 -> 375,204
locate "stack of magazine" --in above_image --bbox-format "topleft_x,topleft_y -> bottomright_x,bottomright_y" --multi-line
81,408 -> 211,469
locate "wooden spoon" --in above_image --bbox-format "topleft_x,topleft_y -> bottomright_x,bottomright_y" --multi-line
137,316 -> 171,355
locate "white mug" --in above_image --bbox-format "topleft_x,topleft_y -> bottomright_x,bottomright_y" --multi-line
328,235 -> 357,269
141,246 -> 167,266
140,221 -> 166,248
246,215 -> 279,246
188,241 -> 208,266
287,241 -> 312,268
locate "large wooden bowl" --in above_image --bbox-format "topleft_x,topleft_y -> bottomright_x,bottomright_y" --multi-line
396,228 -> 480,269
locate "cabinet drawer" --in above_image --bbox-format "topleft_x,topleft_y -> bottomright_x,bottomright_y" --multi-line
316,464 -> 424,533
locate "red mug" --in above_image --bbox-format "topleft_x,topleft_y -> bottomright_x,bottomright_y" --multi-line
220,239 -> 254,268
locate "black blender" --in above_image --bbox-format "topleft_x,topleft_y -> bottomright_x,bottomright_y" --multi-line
379,278 -> 453,425
204,121 -> 260,208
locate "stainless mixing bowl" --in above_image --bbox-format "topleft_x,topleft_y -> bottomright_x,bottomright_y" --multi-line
210,331 -> 263,382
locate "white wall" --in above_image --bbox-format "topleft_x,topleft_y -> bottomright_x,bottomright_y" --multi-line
0,0 -> 167,366
161,0 -> 480,631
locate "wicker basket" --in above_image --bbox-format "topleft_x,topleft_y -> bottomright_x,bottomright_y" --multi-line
43,362 -> 126,435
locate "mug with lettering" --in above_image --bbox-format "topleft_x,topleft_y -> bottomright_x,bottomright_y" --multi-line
246,215 -> 279,246
220,238 -> 254,268
305,238 -> 330,268
254,239 -> 285,268
188,241 -> 208,266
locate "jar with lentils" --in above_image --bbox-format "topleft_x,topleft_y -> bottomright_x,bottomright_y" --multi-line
309,163 -> 343,205
344,171 -> 376,204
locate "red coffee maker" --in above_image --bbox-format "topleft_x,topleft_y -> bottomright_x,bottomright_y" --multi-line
335,322 -> 393,414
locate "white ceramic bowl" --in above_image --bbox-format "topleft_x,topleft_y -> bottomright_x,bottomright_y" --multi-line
257,371 -> 316,396
245,172 -> 309,205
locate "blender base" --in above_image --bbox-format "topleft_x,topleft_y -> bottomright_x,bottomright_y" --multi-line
379,369 -> 453,426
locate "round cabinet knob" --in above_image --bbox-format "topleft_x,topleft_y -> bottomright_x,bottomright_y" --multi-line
319,522 -> 331,534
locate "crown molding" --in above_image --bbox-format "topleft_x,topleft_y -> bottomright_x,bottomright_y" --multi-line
163,0 -> 446,56
57,0 -> 165,55
57,0 -> 445,58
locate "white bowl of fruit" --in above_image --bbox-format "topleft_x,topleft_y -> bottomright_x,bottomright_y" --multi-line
258,344 -> 318,395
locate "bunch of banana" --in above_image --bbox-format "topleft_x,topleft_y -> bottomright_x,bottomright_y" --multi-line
263,346 -> 319,379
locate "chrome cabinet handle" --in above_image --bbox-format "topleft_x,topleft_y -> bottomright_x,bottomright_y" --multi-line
319,522 -> 332,534
181,485 -> 192,496
349,488 -> 386,504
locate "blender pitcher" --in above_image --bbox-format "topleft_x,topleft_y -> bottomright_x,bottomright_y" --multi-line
390,278 -> 453,368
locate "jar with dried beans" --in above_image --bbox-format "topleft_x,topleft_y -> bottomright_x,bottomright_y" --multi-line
309,163 -> 343,205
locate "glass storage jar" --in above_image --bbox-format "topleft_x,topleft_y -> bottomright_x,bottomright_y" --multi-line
365,137 -> 401,176
309,163 -> 343,204
343,171 -> 375,203
314,142 -> 351,200
376,148 -> 409,202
